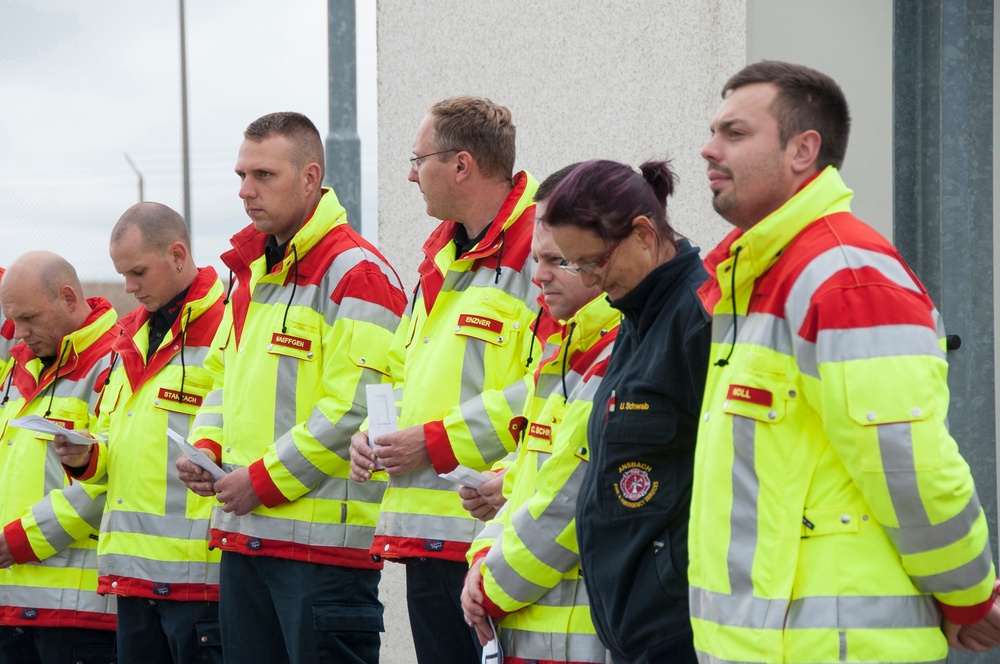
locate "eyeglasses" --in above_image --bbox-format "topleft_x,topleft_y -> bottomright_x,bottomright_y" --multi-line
409,149 -> 460,171
558,242 -> 618,275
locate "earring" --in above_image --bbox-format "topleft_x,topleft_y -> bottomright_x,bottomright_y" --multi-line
177,265 -> 183,272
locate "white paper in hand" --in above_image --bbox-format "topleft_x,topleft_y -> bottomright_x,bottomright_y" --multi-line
166,429 -> 227,482
10,415 -> 103,446
481,616 -> 503,664
366,384 -> 398,470
439,465 -> 491,489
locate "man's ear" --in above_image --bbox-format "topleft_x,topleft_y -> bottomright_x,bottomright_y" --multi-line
454,151 -> 474,183
790,129 -> 822,175
59,284 -> 81,312
303,162 -> 323,195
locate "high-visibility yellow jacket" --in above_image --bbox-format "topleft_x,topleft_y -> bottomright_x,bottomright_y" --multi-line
689,167 -> 997,664
470,295 -> 619,664
190,188 -> 406,568
0,298 -> 119,630
372,172 -> 543,562
76,266 -> 225,601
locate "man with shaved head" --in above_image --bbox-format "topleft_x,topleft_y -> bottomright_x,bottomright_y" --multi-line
0,251 -> 119,663
56,202 -> 226,663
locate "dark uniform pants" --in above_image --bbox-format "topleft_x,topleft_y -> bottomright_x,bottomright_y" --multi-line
405,557 -> 483,664
116,596 -> 221,664
0,625 -> 115,664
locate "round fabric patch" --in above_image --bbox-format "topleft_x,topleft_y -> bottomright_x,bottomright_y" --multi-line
619,467 -> 652,501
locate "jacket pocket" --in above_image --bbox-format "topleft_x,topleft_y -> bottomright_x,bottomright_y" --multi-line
152,369 -> 212,416
598,400 -> 680,520
266,318 -> 321,362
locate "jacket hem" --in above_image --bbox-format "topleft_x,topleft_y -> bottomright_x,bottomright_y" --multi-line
97,575 -> 220,602
210,529 -> 382,569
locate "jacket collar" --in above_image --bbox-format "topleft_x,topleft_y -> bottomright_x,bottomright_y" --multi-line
699,167 -> 854,313
223,187 -> 346,274
611,239 -> 703,336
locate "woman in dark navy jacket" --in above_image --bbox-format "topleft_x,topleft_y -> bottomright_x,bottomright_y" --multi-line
544,159 -> 711,664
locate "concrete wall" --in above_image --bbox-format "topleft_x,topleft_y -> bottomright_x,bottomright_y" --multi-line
747,0 -> 894,239
377,0 -> 747,291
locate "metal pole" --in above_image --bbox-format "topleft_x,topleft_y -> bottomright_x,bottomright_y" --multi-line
179,0 -> 192,240
325,0 -> 362,233
123,153 -> 144,203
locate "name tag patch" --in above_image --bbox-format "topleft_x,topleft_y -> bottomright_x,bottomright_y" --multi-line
727,384 -> 773,407
270,332 -> 312,353
528,423 -> 551,441
45,418 -> 74,430
458,314 -> 502,334
157,388 -> 203,407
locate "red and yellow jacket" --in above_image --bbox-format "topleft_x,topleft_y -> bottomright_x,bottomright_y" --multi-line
0,299 -> 119,630
372,172 -> 544,562
689,167 -> 996,663
76,267 -> 225,601
190,188 -> 406,568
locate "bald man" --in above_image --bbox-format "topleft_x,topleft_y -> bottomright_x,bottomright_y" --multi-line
0,251 -> 119,663
57,203 -> 226,664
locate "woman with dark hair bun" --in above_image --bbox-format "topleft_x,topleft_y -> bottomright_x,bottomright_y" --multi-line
544,159 -> 711,664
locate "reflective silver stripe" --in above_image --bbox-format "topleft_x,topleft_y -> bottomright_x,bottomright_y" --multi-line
31,494 -> 78,553
0,582 -> 115,615
506,463 -> 584,574
489,531 -> 548,601
695,654 -> 766,664
273,354 -> 299,442
728,415 -> 759,595
192,411 -> 223,431
786,594 -> 939,629
273,429 -> 326,490
164,410 -> 193,514
376,508 -> 480,544
531,575 -> 590,608
732,313 -> 794,357
25,544 -> 99,570
883,492 -> 983,555
388,465 -> 471,490
99,552 -> 218,585
333,296 -> 401,334
441,263 -> 535,299
253,246 -> 387,308
213,508 -> 377,549
304,382 -> 369,460
878,423 -> 931,527
203,389 -> 224,408
461,378 -> 529,465
458,332 -> 488,405
816,325 -> 944,364
475,517 -> 504,544
712,313 -> 739,345
500,625 -> 609,664
61,481 -> 104,529
911,540 -> 994,594
784,246 -> 924,337
691,587 -> 940,631
689,587 -> 787,630
534,372 -> 563,402
103,510 -> 210,539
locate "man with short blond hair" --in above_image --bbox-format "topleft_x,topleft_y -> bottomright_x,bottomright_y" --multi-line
350,96 -> 544,663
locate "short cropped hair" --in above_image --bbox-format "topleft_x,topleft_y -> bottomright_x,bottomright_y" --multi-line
111,202 -> 190,253
723,60 -> 851,171
535,163 -> 582,204
244,111 -> 325,178
429,96 -> 516,180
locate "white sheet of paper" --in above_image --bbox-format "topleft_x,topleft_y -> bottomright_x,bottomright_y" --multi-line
439,465 -> 491,489
366,384 -> 398,470
481,616 -> 503,664
9,415 -> 103,446
166,428 -> 227,482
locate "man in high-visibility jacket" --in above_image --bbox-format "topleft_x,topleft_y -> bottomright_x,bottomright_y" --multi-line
176,112 -> 407,663
690,59 -> 1000,663
460,165 -> 619,663
56,202 -> 225,663
0,251 -> 118,663
350,96 -> 544,663
0,267 -> 14,367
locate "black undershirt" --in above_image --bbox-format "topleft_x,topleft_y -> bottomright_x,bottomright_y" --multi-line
147,286 -> 191,360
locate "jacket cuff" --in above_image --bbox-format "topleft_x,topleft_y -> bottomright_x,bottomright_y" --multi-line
193,439 -> 222,465
425,421 -> 459,474
3,520 -> 39,565
939,579 -> 1000,625
248,459 -> 288,508
479,571 -> 510,620
68,445 -> 101,480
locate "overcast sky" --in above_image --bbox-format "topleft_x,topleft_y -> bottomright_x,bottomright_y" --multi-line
0,0 -> 377,281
